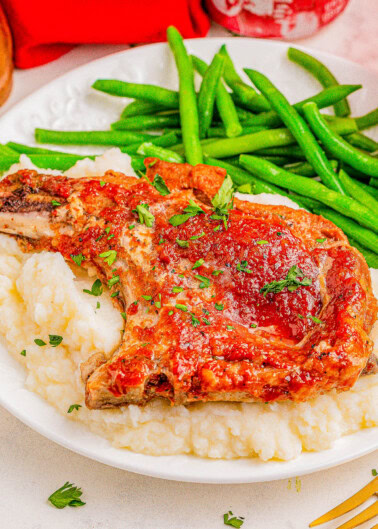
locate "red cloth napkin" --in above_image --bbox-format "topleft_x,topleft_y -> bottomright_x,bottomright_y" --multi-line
1,0 -> 210,69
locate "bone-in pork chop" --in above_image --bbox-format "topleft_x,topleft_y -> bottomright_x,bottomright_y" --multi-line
0,159 -> 376,408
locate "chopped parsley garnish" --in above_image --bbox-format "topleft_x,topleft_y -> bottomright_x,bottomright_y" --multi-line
372,469 -> 377,476
190,232 -> 205,240
155,294 -> 162,309
213,225 -> 221,232
158,239 -> 165,245
108,275 -> 119,288
298,314 -> 304,319
168,199 -> 204,226
49,335 -> 63,347
34,339 -> 46,347
67,404 -> 82,413
141,343 -> 150,347
227,325 -> 234,330
107,234 -> 115,240
71,253 -> 85,266
256,240 -> 269,245
260,265 -> 312,297
202,318 -> 211,325
111,291 -> 120,298
236,260 -> 252,274
316,238 -> 327,243
250,323 -> 257,328
133,203 -> 155,227
51,199 -> 61,207
105,227 -> 111,235
215,303 -> 224,311
48,482 -> 85,509
276,232 -> 283,236
96,302 -> 100,309
20,349 -> 26,356
308,315 -> 324,324
95,234 -> 104,242
152,174 -> 170,196
83,279 -> 103,297
190,314 -> 200,327
212,270 -> 224,276
128,224 -> 135,230
99,250 -> 117,266
175,304 -> 188,312
211,174 -> 234,230
168,310 -> 174,316
192,258 -> 204,270
176,238 -> 189,248
141,295 -> 152,301
100,181 -> 106,187
172,286 -> 183,293
194,274 -> 210,289
202,308 -> 210,315
121,312 -> 126,320
223,511 -> 244,527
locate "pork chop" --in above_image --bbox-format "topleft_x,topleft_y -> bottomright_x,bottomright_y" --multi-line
0,160 -> 376,408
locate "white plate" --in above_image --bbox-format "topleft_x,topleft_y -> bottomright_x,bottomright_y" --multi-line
0,38 -> 377,483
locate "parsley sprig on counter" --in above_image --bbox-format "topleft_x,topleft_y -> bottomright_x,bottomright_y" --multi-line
48,482 -> 85,509
260,265 -> 312,297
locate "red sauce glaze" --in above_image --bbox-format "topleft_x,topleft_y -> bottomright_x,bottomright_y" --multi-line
155,209 -> 321,341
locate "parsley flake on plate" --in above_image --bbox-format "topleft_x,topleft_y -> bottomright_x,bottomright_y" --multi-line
168,199 -> 204,226
99,250 -> 117,266
152,174 -> 170,196
71,253 -> 85,267
260,265 -> 312,297
223,511 -> 244,527
83,279 -> 103,297
20,349 -> 26,356
192,258 -> 204,270
236,261 -> 252,274
49,335 -> 63,347
194,274 -> 210,289
48,482 -> 85,509
34,339 -> 46,347
176,238 -> 189,248
67,404 -> 82,413
133,203 -> 155,227
372,469 -> 377,476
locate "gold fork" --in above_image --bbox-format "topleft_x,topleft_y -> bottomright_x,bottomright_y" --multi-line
309,476 -> 378,529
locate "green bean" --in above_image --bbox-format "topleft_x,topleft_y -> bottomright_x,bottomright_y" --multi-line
356,180 -> 378,200
35,129 -> 153,146
370,177 -> 378,189
130,156 -> 146,173
255,145 -> 306,159
348,238 -> 378,268
191,55 -> 242,138
219,45 -> 270,112
0,154 -> 95,173
257,155 -> 291,166
197,52 -> 225,138
338,169 -> 378,212
206,125 -> 268,138
111,114 -> 180,131
121,100 -> 169,118
240,85 -> 361,129
92,80 -> 179,108
287,47 -> 351,117
310,204 -> 378,257
167,26 -> 202,165
137,142 -> 184,163
121,131 -> 178,155
0,144 -> 18,156
244,69 -> 345,193
203,109 -> 356,160
303,102 -> 378,177
355,108 -> 378,130
345,132 -> 378,153
284,161 -> 316,177
6,142 -> 76,155
239,154 -> 378,233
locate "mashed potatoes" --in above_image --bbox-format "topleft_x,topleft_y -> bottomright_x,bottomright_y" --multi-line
0,152 -> 377,461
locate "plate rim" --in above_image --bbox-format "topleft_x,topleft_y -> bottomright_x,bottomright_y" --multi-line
0,37 -> 377,483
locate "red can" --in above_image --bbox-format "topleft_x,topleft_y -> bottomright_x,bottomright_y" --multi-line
205,0 -> 350,39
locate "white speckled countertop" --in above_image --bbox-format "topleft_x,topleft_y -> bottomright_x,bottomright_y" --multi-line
0,0 -> 377,527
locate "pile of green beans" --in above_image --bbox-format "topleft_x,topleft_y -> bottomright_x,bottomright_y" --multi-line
1,26 -> 377,266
